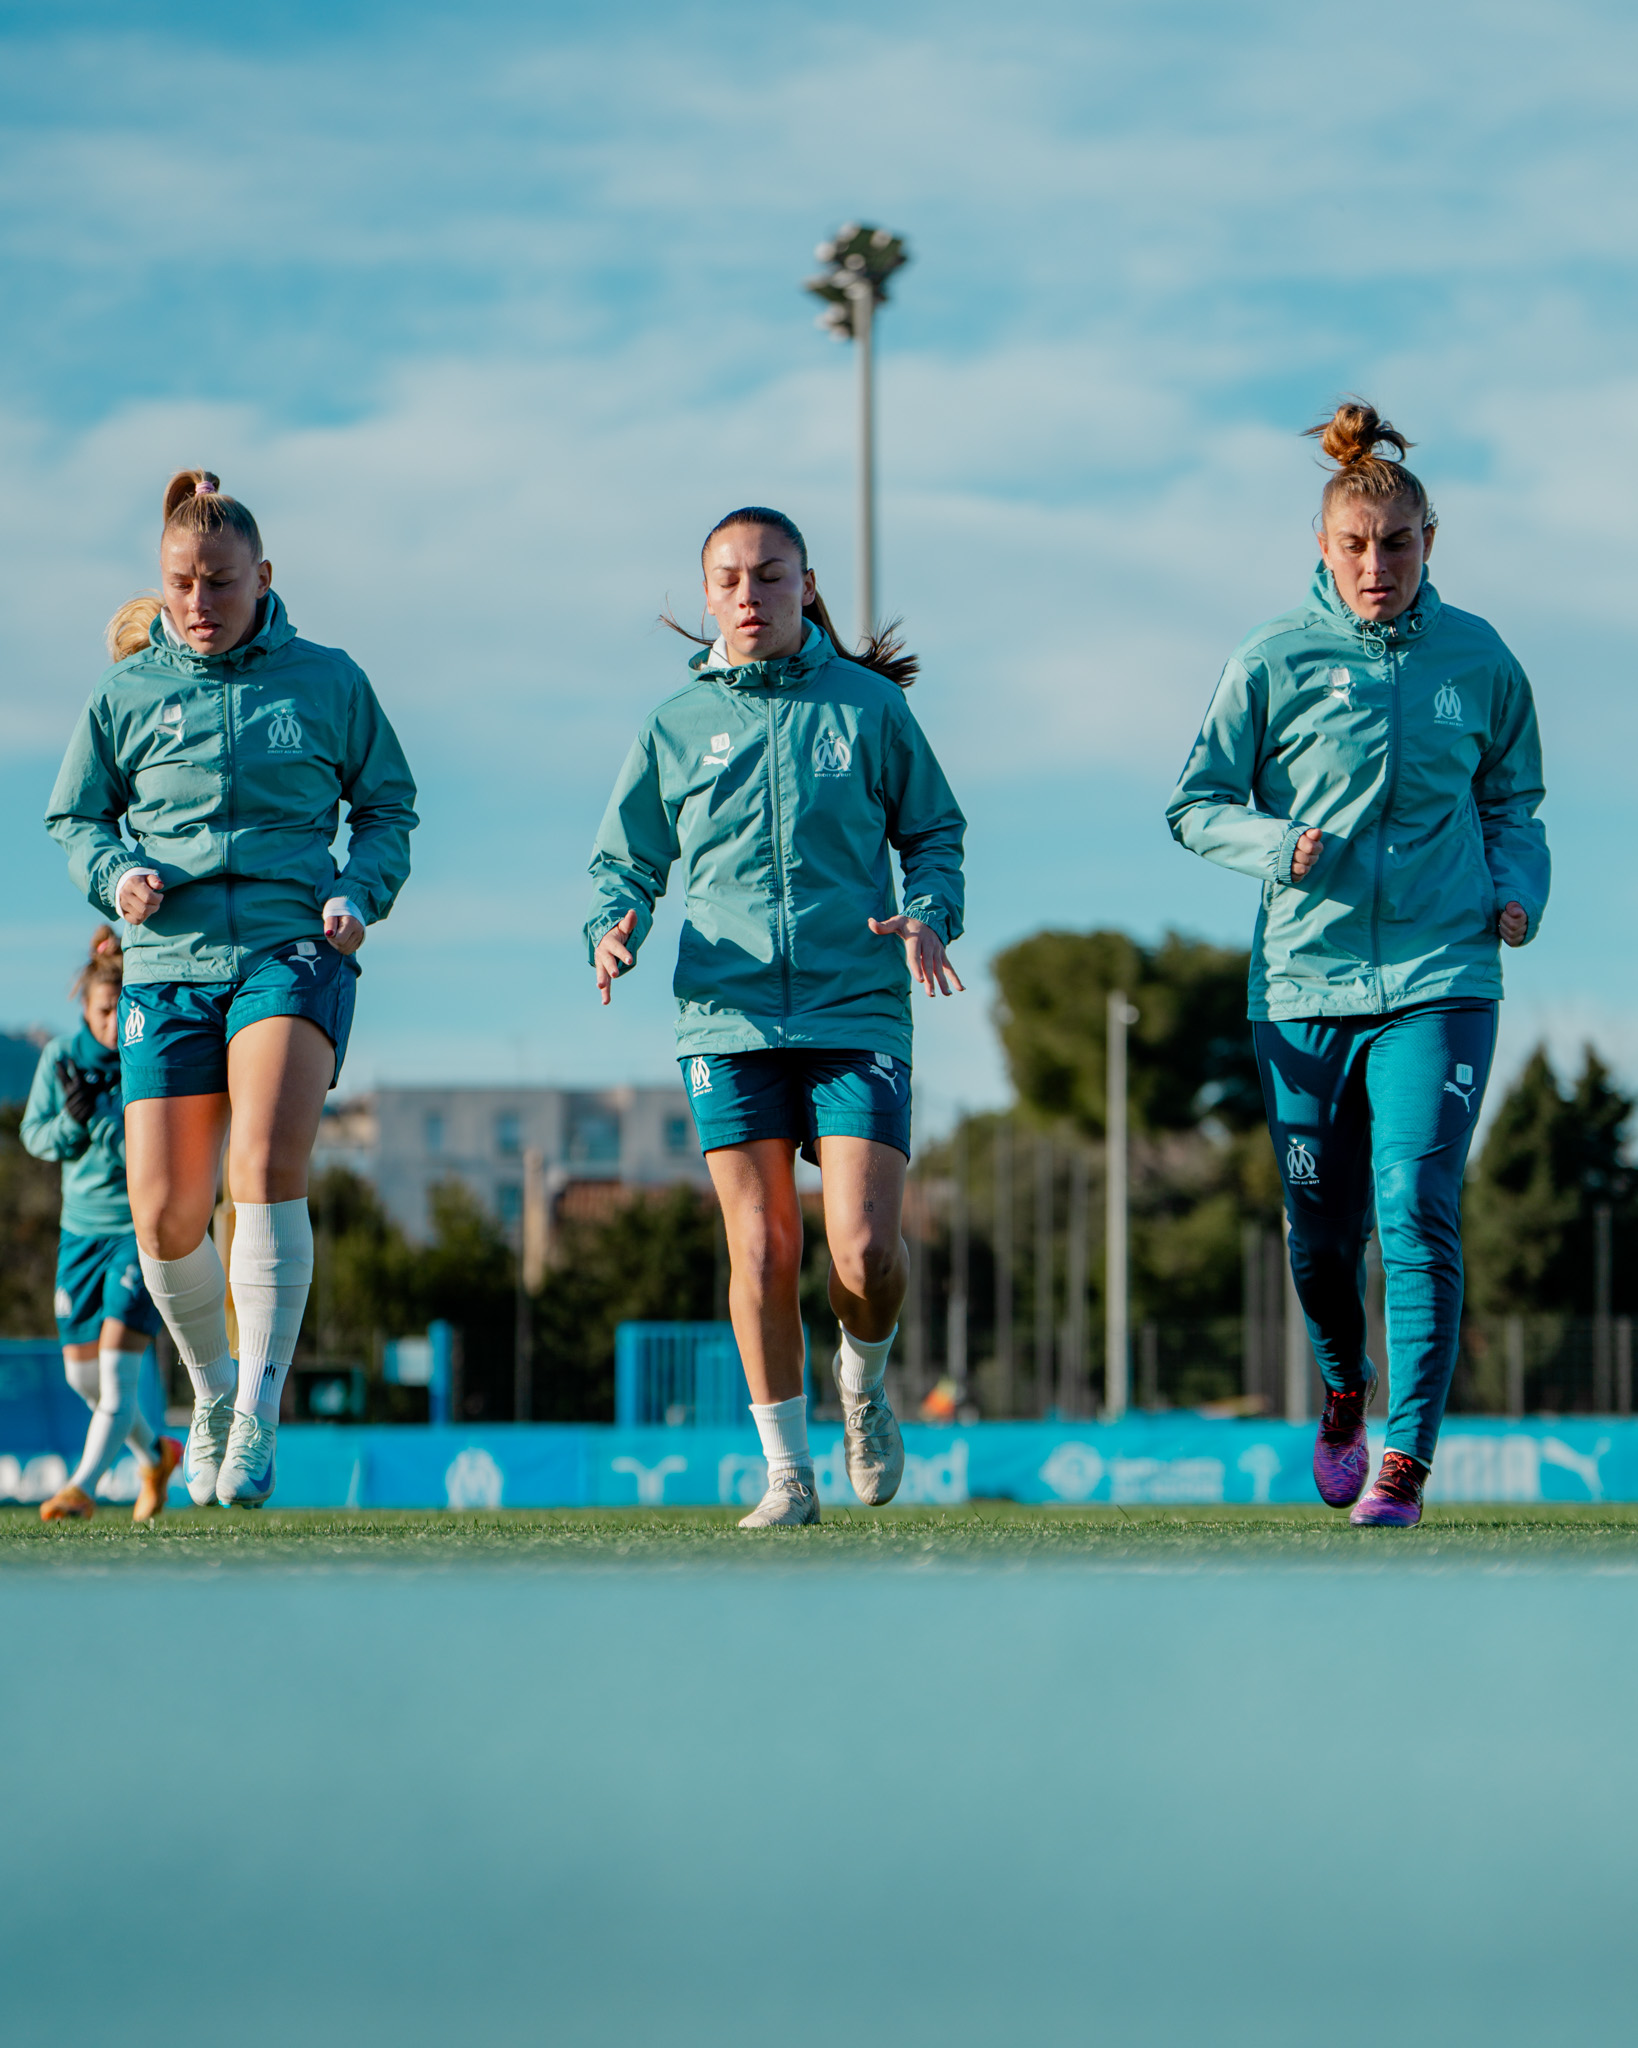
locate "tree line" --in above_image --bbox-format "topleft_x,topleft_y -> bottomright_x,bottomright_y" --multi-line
0,927 -> 1629,1415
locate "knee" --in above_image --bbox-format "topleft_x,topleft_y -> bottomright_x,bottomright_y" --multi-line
731,1214 -> 803,1296
227,1141 -> 308,1206
830,1228 -> 904,1303
1287,1209 -> 1366,1269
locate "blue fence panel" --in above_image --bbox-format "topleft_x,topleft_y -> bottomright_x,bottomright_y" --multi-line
614,1321 -> 813,1427
0,1337 -> 167,1504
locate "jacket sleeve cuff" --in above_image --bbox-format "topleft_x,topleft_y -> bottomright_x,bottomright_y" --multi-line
323,896 -> 367,926
1273,823 -> 1308,886
903,899 -> 952,942
109,862 -> 150,920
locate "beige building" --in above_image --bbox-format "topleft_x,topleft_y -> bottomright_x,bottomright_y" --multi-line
313,1084 -> 708,1245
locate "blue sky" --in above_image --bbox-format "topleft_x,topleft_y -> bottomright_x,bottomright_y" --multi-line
2,0 -> 1635,1130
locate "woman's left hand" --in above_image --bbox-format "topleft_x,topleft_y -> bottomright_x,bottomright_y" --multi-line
868,915 -> 965,997
1499,901 -> 1529,947
325,913 -> 366,955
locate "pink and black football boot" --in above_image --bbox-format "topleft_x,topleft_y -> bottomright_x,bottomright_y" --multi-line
1313,1368 -> 1377,1508
1350,1450 -> 1428,1528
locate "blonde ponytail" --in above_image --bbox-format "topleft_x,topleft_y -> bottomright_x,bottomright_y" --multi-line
105,592 -> 161,661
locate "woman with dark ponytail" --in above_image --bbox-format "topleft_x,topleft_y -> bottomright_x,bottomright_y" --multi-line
1168,402 -> 1550,1526
23,927 -> 179,1521
587,508 -> 966,1527
47,469 -> 416,1511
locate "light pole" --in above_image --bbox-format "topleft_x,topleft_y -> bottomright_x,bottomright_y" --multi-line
1104,991 -> 1139,1419
804,222 -> 910,645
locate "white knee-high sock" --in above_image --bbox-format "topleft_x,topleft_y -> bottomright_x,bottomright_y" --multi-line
63,1354 -> 100,1407
838,1323 -> 897,1398
750,1395 -> 812,1482
139,1240 -> 234,1400
69,1349 -> 145,1495
230,1200 -> 313,1424
106,1347 -> 157,1467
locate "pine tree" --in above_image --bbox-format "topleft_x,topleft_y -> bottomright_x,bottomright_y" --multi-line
1464,1047 -> 1636,1314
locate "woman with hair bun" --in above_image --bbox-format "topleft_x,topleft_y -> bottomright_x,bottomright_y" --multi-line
586,508 -> 966,1528
1168,402 -> 1550,1527
47,470 -> 417,1510
23,927 -> 179,1522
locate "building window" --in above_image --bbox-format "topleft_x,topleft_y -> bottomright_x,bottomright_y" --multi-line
496,1182 -> 523,1228
568,1112 -> 621,1165
665,1116 -> 691,1154
424,1111 -> 444,1154
495,1110 -> 522,1157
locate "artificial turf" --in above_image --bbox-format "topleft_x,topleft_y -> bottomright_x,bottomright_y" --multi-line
5,1499 -> 1638,1565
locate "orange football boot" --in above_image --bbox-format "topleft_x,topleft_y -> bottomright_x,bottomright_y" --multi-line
133,1437 -> 183,1524
40,1484 -> 95,1522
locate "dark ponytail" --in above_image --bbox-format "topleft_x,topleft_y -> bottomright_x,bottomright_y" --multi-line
662,505 -> 919,688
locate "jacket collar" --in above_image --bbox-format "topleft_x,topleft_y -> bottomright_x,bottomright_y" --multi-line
690,620 -> 831,692
71,1022 -> 117,1074
147,591 -> 295,677
1308,561 -> 1441,647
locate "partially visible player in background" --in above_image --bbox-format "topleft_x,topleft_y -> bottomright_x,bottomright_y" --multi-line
47,469 -> 417,1510
1168,400 -> 1550,1527
24,926 -> 180,1522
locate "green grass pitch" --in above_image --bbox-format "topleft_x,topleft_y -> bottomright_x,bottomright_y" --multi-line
6,1500 -> 1638,1565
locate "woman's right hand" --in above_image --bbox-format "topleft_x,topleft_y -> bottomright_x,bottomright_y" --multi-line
115,868 -> 165,925
1290,829 -> 1322,879
594,911 -> 638,1005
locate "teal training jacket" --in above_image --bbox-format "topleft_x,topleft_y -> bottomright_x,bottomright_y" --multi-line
584,628 -> 966,1062
46,595 -> 417,985
1166,566 -> 1550,1022
21,1026 -> 132,1235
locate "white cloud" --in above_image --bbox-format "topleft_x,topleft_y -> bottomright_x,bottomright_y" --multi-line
2,0 -> 1634,1113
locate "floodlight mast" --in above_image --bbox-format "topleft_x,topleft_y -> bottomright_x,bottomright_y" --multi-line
803,223 -> 909,646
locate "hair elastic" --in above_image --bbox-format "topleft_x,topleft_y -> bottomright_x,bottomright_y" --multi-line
195,478 -> 216,495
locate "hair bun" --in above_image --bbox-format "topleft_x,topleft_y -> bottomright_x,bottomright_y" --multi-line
163,469 -> 223,522
1308,400 -> 1411,471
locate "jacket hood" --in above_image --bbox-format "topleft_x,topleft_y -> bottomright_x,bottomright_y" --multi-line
145,590 -> 297,677
1307,561 -> 1442,646
690,621 -> 832,692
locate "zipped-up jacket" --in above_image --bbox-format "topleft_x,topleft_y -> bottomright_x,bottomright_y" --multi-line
20,1027 -> 132,1235
46,595 -> 417,984
1166,566 -> 1549,1021
584,628 -> 966,1061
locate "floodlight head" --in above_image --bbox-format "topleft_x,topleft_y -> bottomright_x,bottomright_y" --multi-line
800,219 -> 912,336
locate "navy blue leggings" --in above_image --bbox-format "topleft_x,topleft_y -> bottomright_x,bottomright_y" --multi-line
1252,1001 -> 1498,1466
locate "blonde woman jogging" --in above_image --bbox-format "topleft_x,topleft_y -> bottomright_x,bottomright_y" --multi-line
48,470 -> 416,1508
1169,403 -> 1549,1527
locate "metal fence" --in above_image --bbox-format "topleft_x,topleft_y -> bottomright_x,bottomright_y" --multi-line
614,1322 -> 816,1428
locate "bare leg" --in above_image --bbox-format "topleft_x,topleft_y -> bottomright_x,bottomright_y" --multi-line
705,1138 -> 806,1404
818,1136 -> 908,1341
225,1016 -> 334,1200
126,1096 -> 230,1260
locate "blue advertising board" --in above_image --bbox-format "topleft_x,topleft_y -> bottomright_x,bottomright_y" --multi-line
2,1327 -> 1631,1509
5,1414 -> 1624,1512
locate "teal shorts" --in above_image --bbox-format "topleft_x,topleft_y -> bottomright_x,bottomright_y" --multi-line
54,1229 -> 160,1346
118,940 -> 359,1103
681,1048 -> 912,1164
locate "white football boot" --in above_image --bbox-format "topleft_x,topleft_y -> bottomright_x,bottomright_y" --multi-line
216,1412 -> 278,1509
738,1470 -> 821,1528
832,1353 -> 905,1505
183,1393 -> 236,1507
